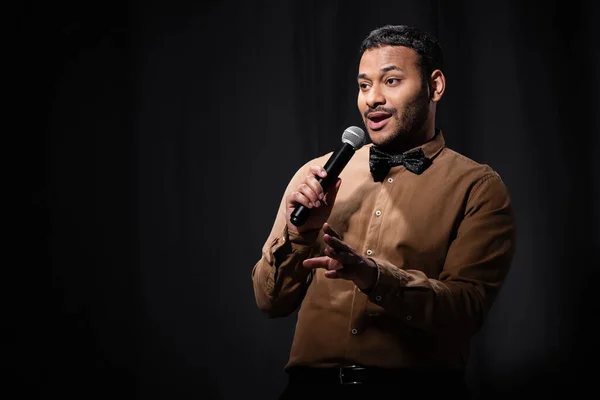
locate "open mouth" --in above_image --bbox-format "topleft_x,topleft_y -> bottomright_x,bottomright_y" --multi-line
367,112 -> 392,130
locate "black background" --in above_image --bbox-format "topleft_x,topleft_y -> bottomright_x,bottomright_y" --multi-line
12,0 -> 599,399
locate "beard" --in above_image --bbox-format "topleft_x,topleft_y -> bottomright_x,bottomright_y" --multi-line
367,83 -> 431,153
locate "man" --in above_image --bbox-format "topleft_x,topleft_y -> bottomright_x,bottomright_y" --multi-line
252,24 -> 515,399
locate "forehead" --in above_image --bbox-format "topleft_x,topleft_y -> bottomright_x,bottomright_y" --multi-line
358,46 -> 420,75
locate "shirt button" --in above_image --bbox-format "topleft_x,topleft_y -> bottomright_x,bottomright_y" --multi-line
366,249 -> 373,256
375,210 -> 382,216
387,177 -> 394,183
375,295 -> 382,301
406,315 -> 412,321
351,328 -> 358,335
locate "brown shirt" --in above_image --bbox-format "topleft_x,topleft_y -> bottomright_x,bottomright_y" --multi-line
252,130 -> 515,371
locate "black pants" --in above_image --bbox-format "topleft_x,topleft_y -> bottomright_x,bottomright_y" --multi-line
279,367 -> 471,400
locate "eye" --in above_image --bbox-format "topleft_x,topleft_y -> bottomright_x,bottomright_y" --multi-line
386,77 -> 401,85
358,82 -> 371,90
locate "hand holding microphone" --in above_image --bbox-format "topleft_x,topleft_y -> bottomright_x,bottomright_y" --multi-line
286,126 -> 366,234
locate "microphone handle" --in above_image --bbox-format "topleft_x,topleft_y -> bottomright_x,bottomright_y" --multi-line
290,143 -> 355,227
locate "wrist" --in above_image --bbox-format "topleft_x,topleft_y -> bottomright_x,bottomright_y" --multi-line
286,224 -> 321,245
356,258 -> 378,292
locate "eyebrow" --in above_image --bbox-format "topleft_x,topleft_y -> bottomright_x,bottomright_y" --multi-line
357,65 -> 405,80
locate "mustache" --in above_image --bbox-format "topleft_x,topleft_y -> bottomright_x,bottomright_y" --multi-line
364,106 -> 397,119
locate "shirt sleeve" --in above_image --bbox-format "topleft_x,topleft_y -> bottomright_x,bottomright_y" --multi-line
251,162 -> 321,318
364,172 -> 516,337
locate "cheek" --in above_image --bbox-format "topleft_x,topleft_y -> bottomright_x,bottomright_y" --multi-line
356,95 -> 366,113
390,92 -> 418,113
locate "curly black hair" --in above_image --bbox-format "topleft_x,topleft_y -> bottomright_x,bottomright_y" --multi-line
360,25 -> 444,82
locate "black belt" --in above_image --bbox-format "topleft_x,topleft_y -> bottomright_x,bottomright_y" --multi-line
287,365 -> 463,385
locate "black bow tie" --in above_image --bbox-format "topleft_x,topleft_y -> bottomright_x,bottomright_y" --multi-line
369,146 -> 432,182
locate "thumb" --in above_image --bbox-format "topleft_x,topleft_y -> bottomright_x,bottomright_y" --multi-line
324,178 -> 341,206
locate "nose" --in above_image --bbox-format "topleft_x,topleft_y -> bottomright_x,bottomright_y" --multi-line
365,84 -> 385,109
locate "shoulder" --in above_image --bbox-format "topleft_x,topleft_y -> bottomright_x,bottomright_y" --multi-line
440,147 -> 497,173
431,147 -> 511,211
441,148 -> 512,212
437,147 -> 505,184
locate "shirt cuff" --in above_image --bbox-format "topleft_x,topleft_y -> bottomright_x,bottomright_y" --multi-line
363,258 -> 410,308
269,225 -> 320,263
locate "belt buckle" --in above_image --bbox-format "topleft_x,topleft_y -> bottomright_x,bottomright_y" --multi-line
338,365 -> 365,385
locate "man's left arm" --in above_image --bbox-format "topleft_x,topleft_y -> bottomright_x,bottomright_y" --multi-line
366,173 -> 516,336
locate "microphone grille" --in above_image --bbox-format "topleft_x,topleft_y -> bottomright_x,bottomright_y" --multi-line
341,126 -> 367,150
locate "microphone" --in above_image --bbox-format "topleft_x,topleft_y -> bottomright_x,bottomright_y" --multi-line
290,126 -> 366,227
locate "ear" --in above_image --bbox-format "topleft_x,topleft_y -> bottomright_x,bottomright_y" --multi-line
429,70 -> 445,102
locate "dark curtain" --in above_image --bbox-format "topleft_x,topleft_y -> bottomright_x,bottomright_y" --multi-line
15,0 -> 599,399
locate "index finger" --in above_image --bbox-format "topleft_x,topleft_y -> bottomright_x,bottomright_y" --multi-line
309,165 -> 327,179
323,234 -> 353,253
323,223 -> 341,239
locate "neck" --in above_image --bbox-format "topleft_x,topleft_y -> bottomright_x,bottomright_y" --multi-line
378,125 -> 436,155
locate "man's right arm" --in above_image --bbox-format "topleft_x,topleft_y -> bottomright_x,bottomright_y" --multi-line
251,159 -> 338,318
251,163 -> 318,318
